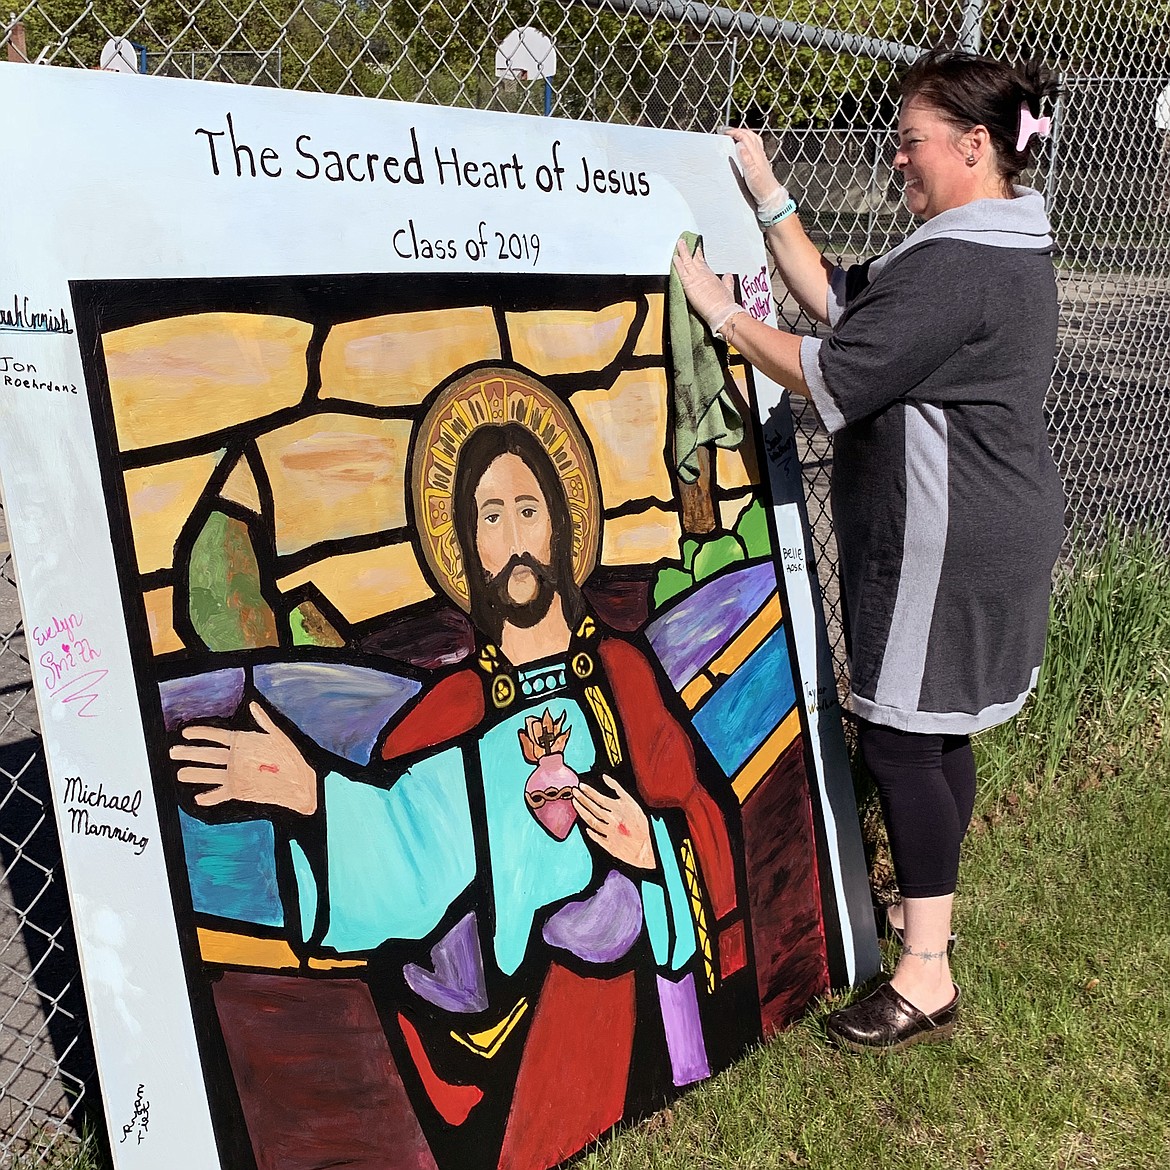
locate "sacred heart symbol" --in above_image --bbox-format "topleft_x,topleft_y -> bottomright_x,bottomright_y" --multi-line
518,709 -> 579,840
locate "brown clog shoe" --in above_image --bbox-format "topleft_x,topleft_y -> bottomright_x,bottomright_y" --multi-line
825,981 -> 960,1053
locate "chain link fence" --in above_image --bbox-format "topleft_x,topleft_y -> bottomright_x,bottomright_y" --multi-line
2,0 -> 1168,1161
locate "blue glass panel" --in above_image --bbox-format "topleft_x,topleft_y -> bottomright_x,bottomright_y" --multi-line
179,810 -> 283,928
651,816 -> 696,970
255,661 -> 421,764
159,668 -> 245,730
320,748 -> 476,952
478,699 -> 597,976
642,881 -> 669,966
691,626 -> 796,777
289,839 -> 316,942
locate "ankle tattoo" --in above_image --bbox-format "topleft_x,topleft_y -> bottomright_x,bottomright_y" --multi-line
902,944 -> 948,962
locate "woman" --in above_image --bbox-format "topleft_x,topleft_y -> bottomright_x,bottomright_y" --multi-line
674,49 -> 1065,1052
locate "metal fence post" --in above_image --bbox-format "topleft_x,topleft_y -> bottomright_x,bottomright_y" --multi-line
959,0 -> 983,53
1043,80 -> 1067,217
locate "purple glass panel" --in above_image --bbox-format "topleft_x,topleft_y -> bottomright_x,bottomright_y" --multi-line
656,970 -> 711,1086
542,869 -> 642,963
254,662 -> 421,765
403,912 -> 488,1014
645,562 -> 778,690
159,668 -> 246,730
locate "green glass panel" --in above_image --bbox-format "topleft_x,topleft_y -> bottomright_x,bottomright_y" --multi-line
652,565 -> 694,611
692,533 -> 746,583
188,510 -> 279,651
290,600 -> 344,647
735,499 -> 774,559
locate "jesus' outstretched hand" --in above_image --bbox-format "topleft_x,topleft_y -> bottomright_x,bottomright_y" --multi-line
171,700 -> 318,816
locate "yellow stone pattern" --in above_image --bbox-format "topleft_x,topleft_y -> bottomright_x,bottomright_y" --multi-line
277,541 -> 434,624
123,291 -> 691,632
103,313 -> 312,451
600,508 -> 683,567
197,927 -> 368,972
255,414 -> 413,556
715,435 -> 760,493
319,307 -> 502,407
633,294 -> 665,357
574,368 -> 673,506
143,588 -> 184,655
680,839 -> 716,993
506,303 -> 637,375
729,363 -> 751,400
220,454 -> 263,513
732,708 -> 802,804
707,594 -> 782,679
197,927 -> 300,971
306,955 -> 367,971
450,998 -> 529,1059
583,685 -> 623,767
718,495 -> 752,532
124,452 -> 224,574
682,594 -> 784,714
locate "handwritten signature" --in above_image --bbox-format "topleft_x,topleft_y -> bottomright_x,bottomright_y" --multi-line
120,1083 -> 149,1145
0,294 -> 74,335
34,613 -> 108,717
740,264 -> 772,323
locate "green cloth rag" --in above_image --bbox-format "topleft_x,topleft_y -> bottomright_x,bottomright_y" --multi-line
669,231 -> 744,484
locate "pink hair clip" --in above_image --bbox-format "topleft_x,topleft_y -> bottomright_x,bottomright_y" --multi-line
1016,100 -> 1051,152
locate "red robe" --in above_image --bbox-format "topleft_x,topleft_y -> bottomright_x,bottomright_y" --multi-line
376,633 -> 742,1170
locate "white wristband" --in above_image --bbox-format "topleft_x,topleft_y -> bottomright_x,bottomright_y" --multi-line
754,185 -> 791,223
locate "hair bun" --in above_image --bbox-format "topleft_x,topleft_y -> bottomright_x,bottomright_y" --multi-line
1018,58 -> 1062,113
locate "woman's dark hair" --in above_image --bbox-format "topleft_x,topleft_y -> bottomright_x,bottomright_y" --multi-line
899,49 -> 1062,186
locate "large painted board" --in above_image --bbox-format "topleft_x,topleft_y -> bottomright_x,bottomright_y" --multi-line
0,64 -> 877,1170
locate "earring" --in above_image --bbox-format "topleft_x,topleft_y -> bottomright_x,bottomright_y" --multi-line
966,153 -> 976,165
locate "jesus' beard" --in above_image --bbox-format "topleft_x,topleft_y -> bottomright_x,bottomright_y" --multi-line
480,553 -> 559,634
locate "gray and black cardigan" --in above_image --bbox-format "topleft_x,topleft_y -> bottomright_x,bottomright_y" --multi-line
799,189 -> 1066,734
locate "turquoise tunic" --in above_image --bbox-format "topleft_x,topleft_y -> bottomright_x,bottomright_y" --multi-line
293,689 -> 696,977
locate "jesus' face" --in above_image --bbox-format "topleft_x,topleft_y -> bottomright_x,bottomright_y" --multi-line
473,452 -> 558,630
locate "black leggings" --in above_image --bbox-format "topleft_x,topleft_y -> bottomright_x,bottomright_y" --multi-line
859,721 -> 977,899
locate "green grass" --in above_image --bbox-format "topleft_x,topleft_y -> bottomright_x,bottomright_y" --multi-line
979,522 -> 1170,789
576,524 -> 1170,1170
8,1123 -> 107,1170
18,528 -> 1170,1170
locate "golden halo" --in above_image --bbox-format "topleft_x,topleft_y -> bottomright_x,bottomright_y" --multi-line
411,367 -> 602,612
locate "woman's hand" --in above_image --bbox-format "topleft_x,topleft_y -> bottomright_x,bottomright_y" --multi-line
172,700 -> 319,816
723,127 -> 787,217
673,239 -> 741,336
572,774 -> 655,870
